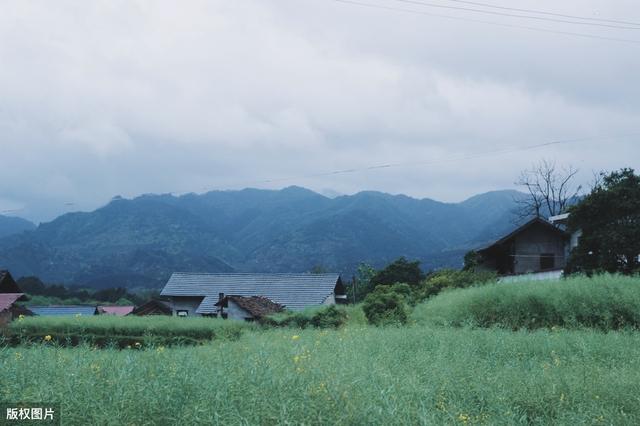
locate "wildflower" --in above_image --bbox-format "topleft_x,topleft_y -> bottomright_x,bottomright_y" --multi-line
291,335 -> 300,341
293,355 -> 300,364
75,313 -> 81,318
458,413 -> 469,424
157,346 -> 165,353
18,314 -> 25,322
560,393 -> 565,402
134,342 -> 142,348
44,335 -> 52,342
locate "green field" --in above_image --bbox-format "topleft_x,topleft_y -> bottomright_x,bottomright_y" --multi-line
2,276 -> 640,425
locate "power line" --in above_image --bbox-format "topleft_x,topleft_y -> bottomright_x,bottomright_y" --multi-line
330,0 -> 640,45
388,0 -> 640,30
229,133 -> 638,186
436,0 -> 640,28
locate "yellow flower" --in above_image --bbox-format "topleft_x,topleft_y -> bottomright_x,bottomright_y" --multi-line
291,335 -> 300,341
293,355 -> 300,364
18,314 -> 25,321
458,413 -> 469,424
157,346 -> 165,353
44,335 -> 52,342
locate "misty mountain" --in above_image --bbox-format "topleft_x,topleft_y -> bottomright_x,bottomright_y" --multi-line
0,215 -> 36,239
0,187 -> 526,289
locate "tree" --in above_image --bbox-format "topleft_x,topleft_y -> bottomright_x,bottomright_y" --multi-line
515,160 -> 582,220
566,168 -> 640,275
346,263 -> 376,303
362,285 -> 410,326
370,257 -> 425,287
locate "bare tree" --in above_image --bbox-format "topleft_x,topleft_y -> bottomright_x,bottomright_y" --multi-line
515,160 -> 582,220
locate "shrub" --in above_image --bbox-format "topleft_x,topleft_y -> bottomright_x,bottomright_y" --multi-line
362,286 -> 410,326
413,274 -> 640,330
264,305 -> 348,329
417,269 -> 496,300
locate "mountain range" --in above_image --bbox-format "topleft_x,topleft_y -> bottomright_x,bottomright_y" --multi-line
0,187 -> 526,289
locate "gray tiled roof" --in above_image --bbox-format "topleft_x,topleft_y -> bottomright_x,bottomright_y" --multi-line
27,306 -> 98,317
161,273 -> 342,311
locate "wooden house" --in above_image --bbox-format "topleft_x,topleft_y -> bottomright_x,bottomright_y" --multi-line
0,270 -> 22,294
477,217 -> 570,277
0,293 -> 26,326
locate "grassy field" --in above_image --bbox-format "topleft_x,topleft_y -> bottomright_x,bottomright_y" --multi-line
413,274 -> 640,330
2,325 -> 640,425
3,275 -> 640,424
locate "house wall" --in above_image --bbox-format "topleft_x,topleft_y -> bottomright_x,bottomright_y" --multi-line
169,297 -> 204,317
226,300 -> 253,321
513,225 -> 567,274
322,294 -> 335,305
0,310 -> 11,327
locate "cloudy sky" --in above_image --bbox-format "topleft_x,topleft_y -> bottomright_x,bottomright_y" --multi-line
1,0 -> 639,222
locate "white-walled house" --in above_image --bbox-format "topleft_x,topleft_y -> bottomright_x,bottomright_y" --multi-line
160,273 -> 347,318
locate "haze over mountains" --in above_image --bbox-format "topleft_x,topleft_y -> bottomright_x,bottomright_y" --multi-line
0,186 -> 526,289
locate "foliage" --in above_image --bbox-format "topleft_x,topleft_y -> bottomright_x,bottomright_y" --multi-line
4,315 -> 251,348
462,250 -> 480,271
3,326 -> 640,424
567,168 -> 640,275
345,263 -> 376,303
16,276 -> 145,305
370,257 -> 425,288
264,305 -> 349,329
362,284 -> 410,326
417,269 -> 497,300
413,274 -> 640,330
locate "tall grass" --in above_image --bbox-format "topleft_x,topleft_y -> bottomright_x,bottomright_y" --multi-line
413,274 -> 640,329
2,326 -> 640,424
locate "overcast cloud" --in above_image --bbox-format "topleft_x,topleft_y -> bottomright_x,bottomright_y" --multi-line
0,0 -> 639,222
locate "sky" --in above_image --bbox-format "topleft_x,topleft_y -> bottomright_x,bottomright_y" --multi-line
0,0 -> 639,223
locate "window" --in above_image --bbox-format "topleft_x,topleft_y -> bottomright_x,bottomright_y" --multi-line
540,253 -> 555,271
176,310 -> 188,317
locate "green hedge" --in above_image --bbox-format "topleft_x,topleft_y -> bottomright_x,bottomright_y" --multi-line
4,315 -> 252,348
413,274 -> 640,330
263,305 -> 349,329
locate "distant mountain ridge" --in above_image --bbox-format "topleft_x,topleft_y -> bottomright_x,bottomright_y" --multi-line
0,215 -> 36,239
0,187 -> 526,288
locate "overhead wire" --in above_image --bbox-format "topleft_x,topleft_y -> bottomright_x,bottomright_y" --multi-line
219,133 -> 639,187
434,0 -> 640,27
387,0 -> 640,30
330,0 -> 640,44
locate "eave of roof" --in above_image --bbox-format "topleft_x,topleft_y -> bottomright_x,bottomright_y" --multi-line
0,293 -> 24,312
477,217 -> 569,253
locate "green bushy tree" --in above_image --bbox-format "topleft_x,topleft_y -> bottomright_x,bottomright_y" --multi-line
567,168 -> 640,275
362,285 -> 410,326
370,257 -> 425,288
